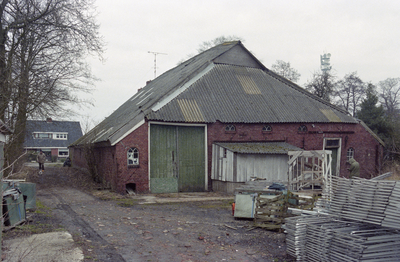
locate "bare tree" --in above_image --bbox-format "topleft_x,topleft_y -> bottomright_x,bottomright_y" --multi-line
0,0 -> 104,170
334,72 -> 366,116
270,60 -> 301,83
305,70 -> 335,102
378,77 -> 400,118
80,114 -> 99,134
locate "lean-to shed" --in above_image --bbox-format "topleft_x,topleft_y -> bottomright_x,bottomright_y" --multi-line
212,142 -> 302,193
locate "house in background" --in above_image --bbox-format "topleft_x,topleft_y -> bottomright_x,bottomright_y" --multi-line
24,118 -> 83,161
70,41 -> 384,194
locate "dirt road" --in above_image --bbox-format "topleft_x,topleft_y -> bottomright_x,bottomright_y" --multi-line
4,166 -> 294,262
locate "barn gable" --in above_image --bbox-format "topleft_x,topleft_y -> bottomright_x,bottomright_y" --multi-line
213,44 -> 265,68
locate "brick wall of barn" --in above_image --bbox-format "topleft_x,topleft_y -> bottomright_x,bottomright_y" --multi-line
70,123 -> 149,194
71,120 -> 383,194
69,147 -> 86,169
70,144 -> 118,190
94,145 -> 117,189
113,123 -> 149,194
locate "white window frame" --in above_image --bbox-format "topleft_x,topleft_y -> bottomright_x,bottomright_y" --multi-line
33,132 -> 52,139
58,149 -> 69,157
347,147 -> 355,162
54,133 -> 68,140
128,148 -> 139,166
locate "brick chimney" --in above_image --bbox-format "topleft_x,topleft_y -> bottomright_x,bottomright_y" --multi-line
46,118 -> 52,123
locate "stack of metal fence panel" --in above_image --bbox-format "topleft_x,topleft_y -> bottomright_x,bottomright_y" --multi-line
286,177 -> 400,261
285,215 -> 331,261
331,224 -> 400,262
285,215 -> 400,261
329,177 -> 400,230
381,182 -> 400,229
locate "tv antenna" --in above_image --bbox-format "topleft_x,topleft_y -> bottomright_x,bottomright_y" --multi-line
148,51 -> 167,79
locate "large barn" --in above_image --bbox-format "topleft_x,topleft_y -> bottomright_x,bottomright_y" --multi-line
70,41 -> 384,194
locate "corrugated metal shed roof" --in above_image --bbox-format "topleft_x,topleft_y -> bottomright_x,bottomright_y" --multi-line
215,142 -> 302,154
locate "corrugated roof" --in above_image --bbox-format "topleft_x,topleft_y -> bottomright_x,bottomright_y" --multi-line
215,142 -> 302,154
148,65 -> 355,123
73,41 -> 357,146
72,42 -> 244,146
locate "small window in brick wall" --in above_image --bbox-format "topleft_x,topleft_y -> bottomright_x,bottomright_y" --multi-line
347,147 -> 355,162
128,148 -> 139,166
262,125 -> 272,132
225,124 -> 236,132
298,125 -> 307,133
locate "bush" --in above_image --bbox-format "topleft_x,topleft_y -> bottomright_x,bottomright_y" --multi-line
51,155 -> 58,162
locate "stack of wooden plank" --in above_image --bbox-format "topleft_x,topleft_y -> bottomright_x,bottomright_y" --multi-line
253,191 -> 318,230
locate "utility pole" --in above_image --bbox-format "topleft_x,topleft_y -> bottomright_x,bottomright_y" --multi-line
148,51 -> 167,79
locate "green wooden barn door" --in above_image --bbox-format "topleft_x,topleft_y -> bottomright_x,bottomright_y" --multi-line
150,125 -> 178,193
150,124 -> 205,193
177,126 -> 205,192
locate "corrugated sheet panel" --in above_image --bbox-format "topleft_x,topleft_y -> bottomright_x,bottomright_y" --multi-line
177,99 -> 205,122
214,142 -> 302,154
320,109 -> 342,122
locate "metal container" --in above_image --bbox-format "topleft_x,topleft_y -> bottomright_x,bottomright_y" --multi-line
2,189 -> 26,227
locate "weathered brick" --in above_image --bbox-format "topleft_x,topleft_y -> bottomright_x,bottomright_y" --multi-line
71,121 -> 383,194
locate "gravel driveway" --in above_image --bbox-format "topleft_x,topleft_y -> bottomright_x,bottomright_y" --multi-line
3,166 -> 294,262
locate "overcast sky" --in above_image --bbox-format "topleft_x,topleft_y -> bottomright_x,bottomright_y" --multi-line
80,0 -> 400,128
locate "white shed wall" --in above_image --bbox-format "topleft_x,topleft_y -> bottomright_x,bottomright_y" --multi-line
236,154 -> 288,182
211,144 -> 289,183
211,145 -> 234,181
